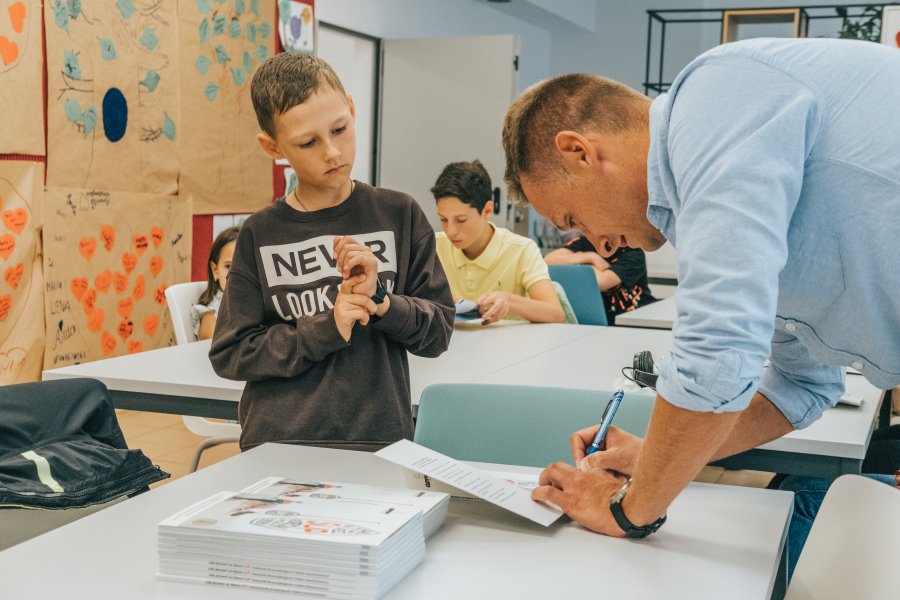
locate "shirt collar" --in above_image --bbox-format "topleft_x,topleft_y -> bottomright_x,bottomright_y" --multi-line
451,222 -> 501,270
646,94 -> 676,246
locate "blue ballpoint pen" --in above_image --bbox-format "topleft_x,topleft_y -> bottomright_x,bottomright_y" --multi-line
585,390 -> 625,456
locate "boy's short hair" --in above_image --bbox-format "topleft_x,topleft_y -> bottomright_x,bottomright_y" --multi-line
251,52 -> 347,139
431,160 -> 493,212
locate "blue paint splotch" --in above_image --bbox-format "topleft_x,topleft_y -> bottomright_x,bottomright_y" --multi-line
204,82 -> 220,102
54,1 -> 70,32
195,54 -> 211,75
229,18 -> 241,39
140,69 -> 160,92
140,28 -> 159,51
213,15 -> 226,36
199,18 -> 210,43
63,50 -> 82,79
63,98 -> 83,123
97,37 -> 117,60
67,0 -> 81,19
246,22 -> 256,43
214,43 -> 230,65
255,43 -> 268,62
117,0 -> 136,19
162,113 -> 176,141
195,0 -> 212,14
82,106 -> 98,137
102,88 -> 128,142
230,67 -> 246,85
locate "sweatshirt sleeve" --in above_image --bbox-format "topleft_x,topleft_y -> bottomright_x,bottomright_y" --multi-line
370,208 -> 454,358
208,228 -> 349,382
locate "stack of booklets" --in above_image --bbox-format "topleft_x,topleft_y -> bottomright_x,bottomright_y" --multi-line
157,477 -> 450,598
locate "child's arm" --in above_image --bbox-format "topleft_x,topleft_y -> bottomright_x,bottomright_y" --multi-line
478,279 -> 565,325
197,311 -> 217,341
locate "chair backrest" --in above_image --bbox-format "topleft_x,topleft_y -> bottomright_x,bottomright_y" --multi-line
164,281 -> 207,345
547,264 -> 607,326
413,383 -> 654,467
786,474 -> 900,600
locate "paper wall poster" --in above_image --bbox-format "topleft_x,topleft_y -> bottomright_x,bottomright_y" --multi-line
44,0 -> 180,194
0,1 -> 44,155
882,7 -> 900,48
277,0 -> 314,54
178,0 -> 275,214
0,161 -> 44,383
42,187 -> 191,369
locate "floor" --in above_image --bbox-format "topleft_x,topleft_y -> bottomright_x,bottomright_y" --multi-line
116,409 -> 776,490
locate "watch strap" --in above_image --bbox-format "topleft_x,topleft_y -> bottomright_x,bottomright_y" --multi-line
371,278 -> 387,305
609,482 -> 666,539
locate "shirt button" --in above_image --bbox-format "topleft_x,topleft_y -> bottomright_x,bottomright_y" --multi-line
785,322 -> 796,332
851,361 -> 864,370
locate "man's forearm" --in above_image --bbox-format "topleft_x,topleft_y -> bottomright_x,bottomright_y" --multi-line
622,397 -> 741,525
711,391 -> 793,460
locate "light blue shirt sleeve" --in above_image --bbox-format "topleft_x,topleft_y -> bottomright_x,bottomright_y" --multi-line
654,52 -> 825,416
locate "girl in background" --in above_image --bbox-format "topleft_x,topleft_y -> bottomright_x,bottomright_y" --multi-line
192,226 -> 240,340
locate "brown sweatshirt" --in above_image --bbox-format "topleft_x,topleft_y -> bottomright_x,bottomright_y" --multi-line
209,182 -> 454,451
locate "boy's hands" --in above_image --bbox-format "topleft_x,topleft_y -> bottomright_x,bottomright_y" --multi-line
477,291 -> 511,325
334,235 -> 378,297
333,290 -> 376,342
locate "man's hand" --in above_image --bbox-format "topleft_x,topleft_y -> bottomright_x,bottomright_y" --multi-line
532,462 -> 628,536
572,425 -> 644,476
477,291 -> 511,325
334,235 -> 378,297
333,291 -> 377,342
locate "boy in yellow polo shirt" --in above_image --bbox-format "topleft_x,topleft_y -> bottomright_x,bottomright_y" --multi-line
431,160 -> 564,325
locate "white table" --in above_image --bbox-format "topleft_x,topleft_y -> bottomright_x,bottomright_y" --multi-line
478,327 -> 884,478
0,443 -> 793,599
616,296 -> 677,329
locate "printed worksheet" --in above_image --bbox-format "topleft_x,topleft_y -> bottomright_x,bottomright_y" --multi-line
375,440 -> 563,527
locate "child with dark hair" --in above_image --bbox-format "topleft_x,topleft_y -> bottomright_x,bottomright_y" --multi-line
192,226 -> 240,340
431,159 -> 563,325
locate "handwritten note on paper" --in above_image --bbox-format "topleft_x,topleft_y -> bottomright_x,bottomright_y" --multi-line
375,440 -> 563,527
44,0 -> 179,193
42,187 -> 191,369
0,161 -> 44,383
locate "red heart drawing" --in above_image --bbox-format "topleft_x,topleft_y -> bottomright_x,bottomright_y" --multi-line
0,36 -> 18,66
133,233 -> 148,255
0,294 -> 11,320
143,313 -> 159,336
3,208 -> 26,234
121,252 -> 137,274
79,237 -> 96,261
88,308 -> 105,332
153,284 -> 166,304
8,2 -> 26,34
132,274 -> 145,300
113,271 -> 128,294
70,277 -> 88,300
127,339 -> 144,354
150,256 -> 164,278
94,269 -> 112,293
118,297 -> 134,318
100,225 -> 116,251
100,331 -> 117,356
0,234 -> 15,260
150,226 -> 164,248
5,263 -> 23,289
81,288 -> 97,315
117,318 -> 134,341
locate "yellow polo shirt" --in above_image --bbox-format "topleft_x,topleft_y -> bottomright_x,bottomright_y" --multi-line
435,225 -> 550,304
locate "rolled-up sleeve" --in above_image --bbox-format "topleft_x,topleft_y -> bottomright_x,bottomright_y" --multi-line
654,52 -> 821,416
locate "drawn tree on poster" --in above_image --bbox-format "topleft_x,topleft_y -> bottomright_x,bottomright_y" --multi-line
0,165 -> 43,382
180,0 -> 275,214
278,0 -> 314,53
45,0 -> 180,193
0,0 -> 44,154
43,188 -> 191,368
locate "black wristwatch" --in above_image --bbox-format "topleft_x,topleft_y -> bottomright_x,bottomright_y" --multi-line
371,278 -> 387,305
609,479 -> 666,538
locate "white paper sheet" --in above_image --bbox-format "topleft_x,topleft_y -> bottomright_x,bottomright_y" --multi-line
375,440 -> 563,527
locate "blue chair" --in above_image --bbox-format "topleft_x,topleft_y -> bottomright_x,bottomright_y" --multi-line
413,383 -> 654,467
547,264 -> 607,326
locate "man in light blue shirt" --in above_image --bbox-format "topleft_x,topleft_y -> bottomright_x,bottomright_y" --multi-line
502,38 -> 900,537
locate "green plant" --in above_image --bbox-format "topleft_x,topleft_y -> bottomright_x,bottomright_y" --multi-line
836,5 -> 882,41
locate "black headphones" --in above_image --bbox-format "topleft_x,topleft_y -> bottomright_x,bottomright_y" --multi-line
627,350 -> 658,390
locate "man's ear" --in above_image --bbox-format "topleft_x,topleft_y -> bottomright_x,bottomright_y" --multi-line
256,132 -> 284,160
554,130 -> 596,170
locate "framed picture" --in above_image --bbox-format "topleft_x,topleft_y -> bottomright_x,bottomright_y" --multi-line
881,6 -> 900,48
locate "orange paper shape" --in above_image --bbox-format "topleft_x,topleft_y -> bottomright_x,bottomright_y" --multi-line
8,3 -> 26,34
133,233 -> 148,255
153,284 -> 166,304
127,339 -> 144,354
81,288 -> 97,315
3,208 -> 26,234
132,274 -> 145,300
70,277 -> 88,300
100,225 -> 116,251
143,313 -> 159,336
0,36 -> 18,66
100,331 -> 117,356
0,234 -> 15,260
121,252 -> 137,273
79,237 -> 96,261
150,226 -> 164,248
117,318 -> 134,341
113,271 -> 129,294
94,269 -> 112,293
0,294 -> 11,320
118,297 -> 133,318
149,255 -> 164,278
5,263 -> 23,289
87,308 -> 105,332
